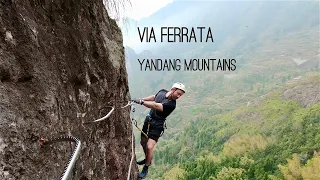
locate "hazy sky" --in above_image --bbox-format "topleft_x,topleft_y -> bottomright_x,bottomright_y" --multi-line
125,0 -> 173,20
106,0 -> 173,23
105,0 -> 173,48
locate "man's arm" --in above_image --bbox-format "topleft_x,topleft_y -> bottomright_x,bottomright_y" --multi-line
142,101 -> 163,112
142,95 -> 155,101
133,94 -> 162,111
132,95 -> 155,105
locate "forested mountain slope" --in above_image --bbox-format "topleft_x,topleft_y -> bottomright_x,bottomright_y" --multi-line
151,74 -> 320,179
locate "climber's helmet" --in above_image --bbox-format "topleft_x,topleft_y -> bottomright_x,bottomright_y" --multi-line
171,82 -> 186,93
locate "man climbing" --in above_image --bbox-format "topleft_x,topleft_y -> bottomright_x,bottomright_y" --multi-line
132,82 -> 186,179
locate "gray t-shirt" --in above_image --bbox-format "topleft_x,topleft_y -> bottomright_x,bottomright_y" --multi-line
149,89 -> 176,121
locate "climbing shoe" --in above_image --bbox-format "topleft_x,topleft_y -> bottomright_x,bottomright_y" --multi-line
138,165 -> 149,179
137,159 -> 146,165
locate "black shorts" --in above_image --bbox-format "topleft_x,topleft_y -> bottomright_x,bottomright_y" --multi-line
141,117 -> 164,142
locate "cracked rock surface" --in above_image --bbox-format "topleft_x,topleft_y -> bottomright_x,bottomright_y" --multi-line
0,0 -> 137,179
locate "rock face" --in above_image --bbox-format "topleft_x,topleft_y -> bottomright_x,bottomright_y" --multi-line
282,76 -> 320,108
0,0 -> 137,179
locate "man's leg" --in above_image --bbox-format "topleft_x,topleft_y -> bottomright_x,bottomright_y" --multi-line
138,138 -> 157,179
137,134 -> 148,165
140,134 -> 148,155
140,117 -> 149,156
145,138 -> 157,166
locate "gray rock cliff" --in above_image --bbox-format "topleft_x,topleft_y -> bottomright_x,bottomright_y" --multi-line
0,0 -> 137,179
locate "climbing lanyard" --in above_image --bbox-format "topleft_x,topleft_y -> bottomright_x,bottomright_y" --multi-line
133,118 -> 148,138
130,103 -> 149,138
146,114 -> 152,136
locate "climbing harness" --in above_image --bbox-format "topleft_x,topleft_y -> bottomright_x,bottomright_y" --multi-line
39,136 -> 81,180
160,121 -> 167,137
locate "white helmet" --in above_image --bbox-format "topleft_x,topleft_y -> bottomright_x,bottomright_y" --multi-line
172,82 -> 186,93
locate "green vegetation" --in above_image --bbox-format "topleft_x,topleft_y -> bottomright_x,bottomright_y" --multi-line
125,1 -> 320,179
148,77 -> 320,179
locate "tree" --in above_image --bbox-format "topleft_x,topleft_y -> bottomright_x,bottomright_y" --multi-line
278,154 -> 302,180
210,167 -> 245,180
163,165 -> 186,180
301,152 -> 320,180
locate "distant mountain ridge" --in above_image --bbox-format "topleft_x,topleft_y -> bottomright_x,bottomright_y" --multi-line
123,1 -> 319,56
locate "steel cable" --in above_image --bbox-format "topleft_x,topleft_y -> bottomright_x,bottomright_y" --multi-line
40,100 -> 138,180
40,136 -> 81,180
